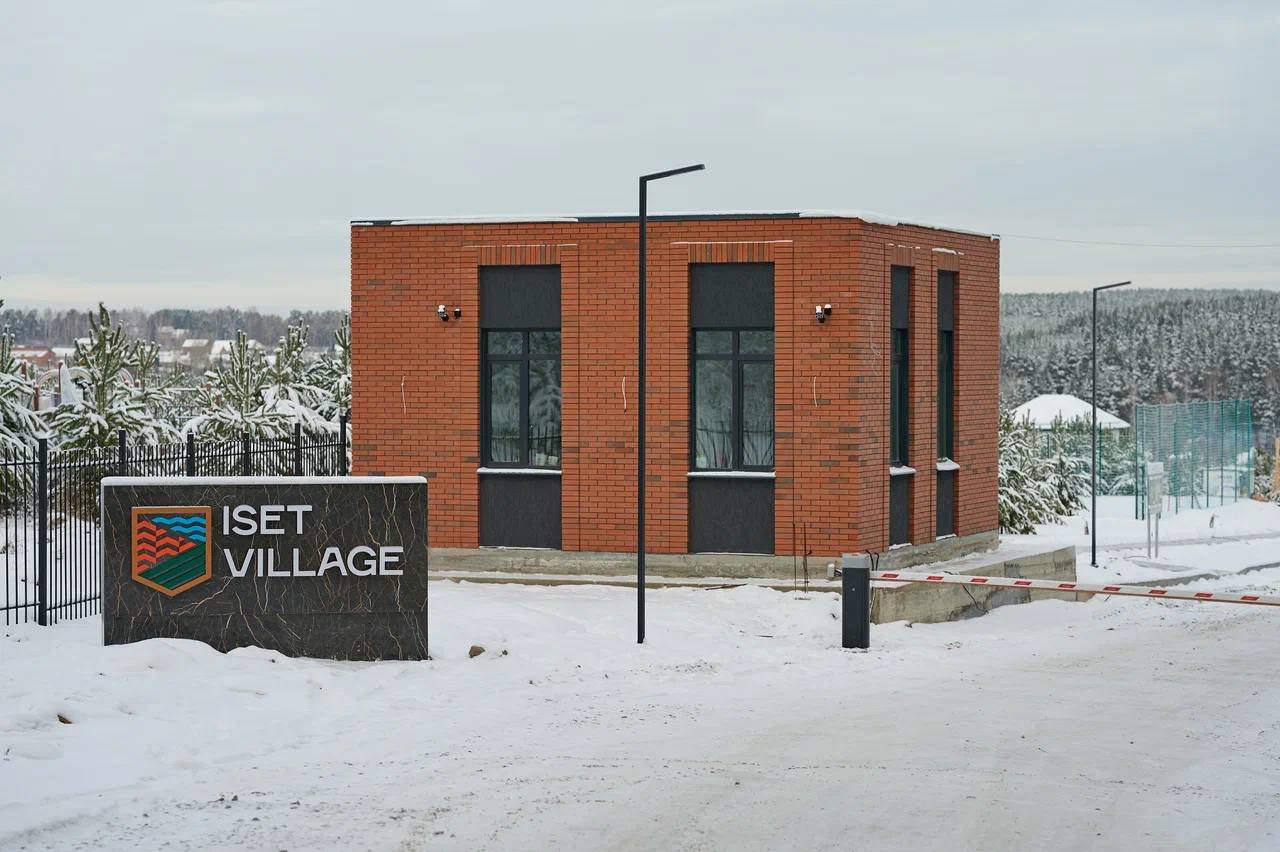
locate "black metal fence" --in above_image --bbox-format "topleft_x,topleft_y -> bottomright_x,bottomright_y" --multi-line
1,415 -> 348,626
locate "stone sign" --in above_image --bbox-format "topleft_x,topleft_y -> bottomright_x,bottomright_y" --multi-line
101,476 -> 428,660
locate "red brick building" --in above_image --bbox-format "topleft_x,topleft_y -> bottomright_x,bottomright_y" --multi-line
350,212 -> 999,571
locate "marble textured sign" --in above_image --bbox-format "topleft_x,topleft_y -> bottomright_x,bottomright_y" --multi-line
101,476 -> 428,660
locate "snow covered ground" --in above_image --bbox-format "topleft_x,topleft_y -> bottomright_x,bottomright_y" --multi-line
1029,495 -> 1280,549
1004,496 -> 1280,586
3,547 -> 1280,850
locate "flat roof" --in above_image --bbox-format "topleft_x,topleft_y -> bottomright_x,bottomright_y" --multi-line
350,210 -> 998,240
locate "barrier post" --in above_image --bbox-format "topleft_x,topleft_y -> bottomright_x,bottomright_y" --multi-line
842,553 -> 871,649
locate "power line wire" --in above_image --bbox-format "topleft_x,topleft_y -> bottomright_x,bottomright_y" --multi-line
999,232 -> 1280,249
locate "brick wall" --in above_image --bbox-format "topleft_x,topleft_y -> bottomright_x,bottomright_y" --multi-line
351,215 -> 999,557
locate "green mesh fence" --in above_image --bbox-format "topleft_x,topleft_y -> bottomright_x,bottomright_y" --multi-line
1133,400 -> 1254,519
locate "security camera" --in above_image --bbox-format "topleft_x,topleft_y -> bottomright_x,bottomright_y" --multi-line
437,304 -> 449,322
815,304 -> 826,323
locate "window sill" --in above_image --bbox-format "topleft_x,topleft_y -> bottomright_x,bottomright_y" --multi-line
476,467 -> 562,476
889,465 -> 916,477
688,470 -> 776,479
936,459 -> 961,472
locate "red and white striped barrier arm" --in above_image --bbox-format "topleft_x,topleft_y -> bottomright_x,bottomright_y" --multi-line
870,571 -> 1280,607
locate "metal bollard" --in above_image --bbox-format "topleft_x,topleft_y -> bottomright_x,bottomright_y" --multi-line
841,553 -> 871,649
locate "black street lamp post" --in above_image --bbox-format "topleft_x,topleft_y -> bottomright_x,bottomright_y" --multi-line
1092,280 -> 1132,567
637,164 -> 704,644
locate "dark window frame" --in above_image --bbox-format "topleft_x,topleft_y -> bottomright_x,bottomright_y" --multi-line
891,328 -> 909,465
480,328 -> 561,469
937,270 -> 956,461
937,329 -> 954,459
889,265 -> 911,467
690,328 -> 775,472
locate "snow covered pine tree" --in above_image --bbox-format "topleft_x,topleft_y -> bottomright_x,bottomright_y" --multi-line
262,323 -> 335,436
183,321 -> 350,443
1,302 -> 46,507
43,303 -> 177,449
998,410 -> 1066,534
183,330 -> 288,441
0,301 -> 44,453
309,314 -> 352,422
1045,417 -> 1090,516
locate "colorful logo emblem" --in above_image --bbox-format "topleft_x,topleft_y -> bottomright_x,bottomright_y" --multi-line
132,507 -> 214,597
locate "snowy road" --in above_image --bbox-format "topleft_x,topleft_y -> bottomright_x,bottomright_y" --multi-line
427,607 -> 1280,852
3,566 -> 1279,851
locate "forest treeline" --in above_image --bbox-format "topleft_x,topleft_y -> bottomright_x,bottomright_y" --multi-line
1001,289 -> 1280,444
0,305 -> 348,350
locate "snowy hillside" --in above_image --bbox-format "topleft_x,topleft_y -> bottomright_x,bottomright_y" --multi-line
1001,289 -> 1280,444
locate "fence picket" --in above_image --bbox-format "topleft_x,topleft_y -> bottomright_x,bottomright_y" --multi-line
1,418 -> 348,625
36,439 -> 48,626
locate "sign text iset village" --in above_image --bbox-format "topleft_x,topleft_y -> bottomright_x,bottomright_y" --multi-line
221,503 -> 405,578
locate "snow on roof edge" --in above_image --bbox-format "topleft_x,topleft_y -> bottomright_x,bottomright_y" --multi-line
796,209 -> 997,239
353,215 -> 579,226
352,210 -> 998,239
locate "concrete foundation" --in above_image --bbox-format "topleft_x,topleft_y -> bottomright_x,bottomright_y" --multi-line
430,529 -> 1000,581
431,537 -> 1081,627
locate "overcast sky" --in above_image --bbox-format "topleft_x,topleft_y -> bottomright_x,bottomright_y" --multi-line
2,1 -> 1277,312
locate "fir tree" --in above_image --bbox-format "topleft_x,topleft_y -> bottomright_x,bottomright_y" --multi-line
998,410 -> 1063,534
310,314 -> 352,421
43,304 -> 177,449
1,304 -> 46,508
307,315 -> 352,470
0,301 -> 44,452
1045,418 -> 1089,516
184,331 -> 287,440
129,339 -> 181,431
1254,446 -> 1275,501
262,323 -> 333,434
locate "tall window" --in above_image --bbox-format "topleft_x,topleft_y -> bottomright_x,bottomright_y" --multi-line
688,262 -> 776,556
937,270 -> 956,460
890,265 -> 911,466
479,264 -> 561,470
482,330 -> 561,467
692,329 -> 774,470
